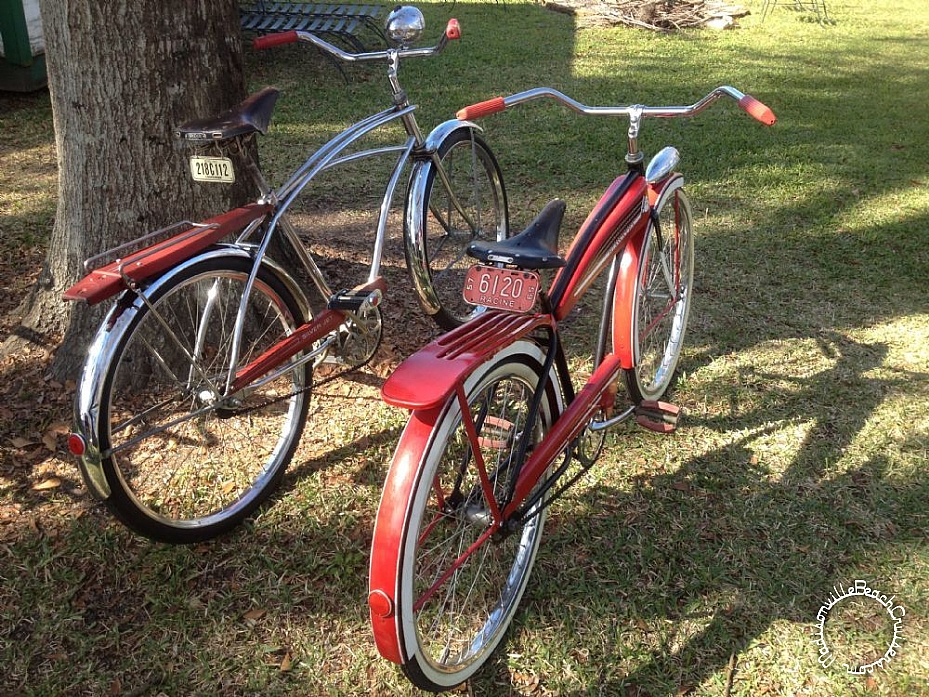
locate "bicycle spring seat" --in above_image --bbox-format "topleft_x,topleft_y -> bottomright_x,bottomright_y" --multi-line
175,87 -> 280,142
468,199 -> 567,269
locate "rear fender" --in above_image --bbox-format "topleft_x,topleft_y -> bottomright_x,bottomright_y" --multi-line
612,174 -> 685,368
63,204 -> 271,305
370,337 -> 558,664
380,309 -> 554,411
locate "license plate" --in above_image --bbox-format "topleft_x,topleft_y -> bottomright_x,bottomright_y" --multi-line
189,156 -> 235,183
463,265 -> 540,313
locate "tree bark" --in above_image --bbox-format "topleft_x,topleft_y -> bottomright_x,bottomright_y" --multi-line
9,0 -> 252,380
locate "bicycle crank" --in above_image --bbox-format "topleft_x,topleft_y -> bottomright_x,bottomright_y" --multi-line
327,290 -> 384,369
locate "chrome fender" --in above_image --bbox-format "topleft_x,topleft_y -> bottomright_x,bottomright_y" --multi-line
72,246 -> 309,500
404,119 -> 482,316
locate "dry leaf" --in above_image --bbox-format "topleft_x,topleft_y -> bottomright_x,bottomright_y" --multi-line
33,477 -> 62,491
11,437 -> 35,448
279,652 -> 293,671
42,432 -> 58,451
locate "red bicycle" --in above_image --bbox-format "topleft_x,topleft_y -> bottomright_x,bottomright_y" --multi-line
367,85 -> 775,691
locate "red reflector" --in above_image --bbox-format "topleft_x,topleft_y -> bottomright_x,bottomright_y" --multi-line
67,434 -> 86,456
368,590 -> 394,618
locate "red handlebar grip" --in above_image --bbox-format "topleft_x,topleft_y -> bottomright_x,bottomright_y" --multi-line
738,95 -> 777,126
253,31 -> 299,50
456,97 -> 506,120
445,18 -> 461,40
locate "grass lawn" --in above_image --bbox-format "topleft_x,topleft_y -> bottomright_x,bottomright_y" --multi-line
1,0 -> 926,695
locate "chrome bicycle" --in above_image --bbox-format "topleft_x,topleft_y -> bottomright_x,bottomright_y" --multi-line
64,6 -> 508,543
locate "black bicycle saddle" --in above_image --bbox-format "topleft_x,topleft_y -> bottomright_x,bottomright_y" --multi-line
468,199 -> 568,270
175,87 -> 281,142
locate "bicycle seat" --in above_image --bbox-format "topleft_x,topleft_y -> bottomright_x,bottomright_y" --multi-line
175,87 -> 280,142
467,199 -> 567,270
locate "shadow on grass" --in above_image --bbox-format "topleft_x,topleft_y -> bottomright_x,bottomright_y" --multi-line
470,330 -> 926,695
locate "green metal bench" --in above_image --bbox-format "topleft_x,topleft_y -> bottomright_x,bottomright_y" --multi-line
240,2 -> 386,52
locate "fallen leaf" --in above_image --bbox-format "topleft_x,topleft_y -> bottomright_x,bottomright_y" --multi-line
280,652 -> 292,671
11,437 -> 36,448
33,478 -> 62,491
42,432 -> 58,451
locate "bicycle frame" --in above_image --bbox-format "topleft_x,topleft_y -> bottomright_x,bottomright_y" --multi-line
378,84 -> 775,507
379,164 -> 665,504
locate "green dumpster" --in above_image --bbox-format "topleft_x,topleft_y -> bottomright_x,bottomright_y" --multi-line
0,0 -> 46,92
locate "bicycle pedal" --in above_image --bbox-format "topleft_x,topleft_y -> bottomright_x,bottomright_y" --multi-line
634,401 -> 680,433
328,289 -> 382,312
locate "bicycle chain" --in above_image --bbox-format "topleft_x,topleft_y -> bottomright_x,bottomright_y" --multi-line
217,352 -> 375,418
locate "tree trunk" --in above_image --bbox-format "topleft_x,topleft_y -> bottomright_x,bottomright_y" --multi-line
9,0 -> 252,380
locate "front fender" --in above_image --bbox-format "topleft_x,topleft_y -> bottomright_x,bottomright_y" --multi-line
405,120 -> 484,317
420,117 -> 483,156
381,310 -> 554,411
71,246 -> 308,501
612,174 -> 686,369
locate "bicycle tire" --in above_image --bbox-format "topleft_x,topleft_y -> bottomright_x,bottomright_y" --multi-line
409,128 -> 509,330
622,183 -> 694,403
386,342 -> 559,691
96,256 -> 311,543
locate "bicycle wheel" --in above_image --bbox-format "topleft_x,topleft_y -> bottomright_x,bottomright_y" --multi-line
409,128 -> 508,330
392,344 -> 559,691
623,184 -> 694,403
97,256 -> 311,543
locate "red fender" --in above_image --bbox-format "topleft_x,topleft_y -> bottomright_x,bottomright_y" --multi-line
371,311 -> 555,663
368,408 -> 438,664
63,203 -> 272,305
612,174 -> 684,369
380,310 -> 554,411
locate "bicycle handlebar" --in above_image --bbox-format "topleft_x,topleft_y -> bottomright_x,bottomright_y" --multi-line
457,86 -> 776,127
253,18 -> 461,62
